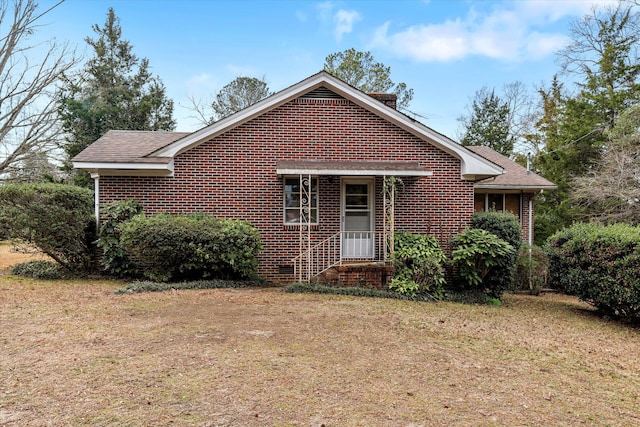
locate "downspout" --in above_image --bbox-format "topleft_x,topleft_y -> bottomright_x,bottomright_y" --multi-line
528,196 -> 533,248
91,173 -> 100,234
526,154 -> 533,291
526,153 -> 533,247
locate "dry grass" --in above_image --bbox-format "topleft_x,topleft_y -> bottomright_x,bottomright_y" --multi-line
1,245 -> 640,426
0,241 -> 51,271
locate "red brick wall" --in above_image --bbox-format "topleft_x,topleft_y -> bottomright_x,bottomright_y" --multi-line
99,97 -> 475,282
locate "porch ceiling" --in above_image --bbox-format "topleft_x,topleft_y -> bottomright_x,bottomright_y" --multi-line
276,160 -> 432,177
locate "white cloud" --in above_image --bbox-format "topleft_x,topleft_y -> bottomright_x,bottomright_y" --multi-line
316,1 -> 334,24
313,2 -> 362,42
368,0 -> 615,63
334,9 -> 362,42
524,32 -> 571,60
295,10 -> 308,23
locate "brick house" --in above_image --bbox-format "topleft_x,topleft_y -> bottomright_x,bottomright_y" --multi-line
467,146 -> 556,247
73,71 -> 554,284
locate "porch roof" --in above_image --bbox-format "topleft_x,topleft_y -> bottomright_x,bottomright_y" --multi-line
276,160 -> 433,177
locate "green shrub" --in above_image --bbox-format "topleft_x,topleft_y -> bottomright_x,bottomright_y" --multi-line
444,289 -> 503,305
10,260 -> 63,280
545,223 -> 597,295
96,200 -> 143,278
0,183 -> 95,273
388,231 -> 446,299
512,245 -> 548,295
0,220 -> 9,240
545,222 -> 640,318
472,211 -> 522,247
471,211 -> 522,296
451,228 -> 515,299
119,213 -> 263,282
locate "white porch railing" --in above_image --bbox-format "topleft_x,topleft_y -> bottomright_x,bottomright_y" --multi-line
292,231 -> 388,282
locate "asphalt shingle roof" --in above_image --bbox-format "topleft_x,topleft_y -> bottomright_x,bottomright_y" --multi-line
467,146 -> 556,190
72,130 -> 189,163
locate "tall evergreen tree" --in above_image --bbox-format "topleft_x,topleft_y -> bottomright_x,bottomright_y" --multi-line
59,8 -> 176,186
549,3 -> 640,180
534,3 -> 640,241
458,87 -> 514,156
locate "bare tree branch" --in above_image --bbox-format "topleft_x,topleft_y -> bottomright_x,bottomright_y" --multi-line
0,0 -> 78,182
572,105 -> 640,224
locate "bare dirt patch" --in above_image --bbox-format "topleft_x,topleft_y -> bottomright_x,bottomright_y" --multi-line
0,242 -> 51,271
1,277 -> 639,426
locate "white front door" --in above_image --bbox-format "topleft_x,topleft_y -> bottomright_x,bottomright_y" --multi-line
342,178 -> 374,258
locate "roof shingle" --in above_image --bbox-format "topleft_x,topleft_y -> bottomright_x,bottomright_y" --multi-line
72,130 -> 189,163
467,146 -> 556,190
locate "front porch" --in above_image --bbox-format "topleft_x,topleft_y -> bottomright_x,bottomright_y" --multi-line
292,230 -> 392,285
277,161 -> 432,286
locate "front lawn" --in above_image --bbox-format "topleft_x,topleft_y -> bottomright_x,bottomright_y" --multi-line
1,276 -> 639,426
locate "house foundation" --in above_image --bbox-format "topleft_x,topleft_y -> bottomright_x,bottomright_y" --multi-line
314,263 -> 395,288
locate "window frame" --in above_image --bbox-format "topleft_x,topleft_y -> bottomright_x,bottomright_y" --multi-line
474,192 -> 522,219
283,176 -> 319,225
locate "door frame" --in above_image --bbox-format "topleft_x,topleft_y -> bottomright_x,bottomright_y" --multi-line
340,177 -> 375,258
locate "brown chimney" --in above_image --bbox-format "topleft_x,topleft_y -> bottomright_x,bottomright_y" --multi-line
368,92 -> 397,109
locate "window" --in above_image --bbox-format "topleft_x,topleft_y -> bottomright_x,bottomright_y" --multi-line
488,194 -> 504,212
475,193 -> 521,219
504,194 -> 520,217
284,177 -> 318,224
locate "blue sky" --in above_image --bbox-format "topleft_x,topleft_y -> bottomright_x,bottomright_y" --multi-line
38,0 -> 616,139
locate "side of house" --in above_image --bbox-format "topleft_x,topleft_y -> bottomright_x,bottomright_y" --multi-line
468,146 -> 557,246
74,72 -> 512,283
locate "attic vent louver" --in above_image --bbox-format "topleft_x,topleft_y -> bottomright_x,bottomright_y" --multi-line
301,86 -> 344,100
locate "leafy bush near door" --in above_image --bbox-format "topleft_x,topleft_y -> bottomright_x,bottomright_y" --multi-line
470,211 -> 521,297
388,231 -> 446,299
96,200 -> 143,278
451,228 -> 515,299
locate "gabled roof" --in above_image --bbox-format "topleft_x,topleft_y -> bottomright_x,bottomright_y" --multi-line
467,146 -> 557,191
73,71 -> 504,180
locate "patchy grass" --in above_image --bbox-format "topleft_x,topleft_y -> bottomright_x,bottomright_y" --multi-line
115,278 -> 267,294
1,275 -> 639,426
0,241 -> 52,271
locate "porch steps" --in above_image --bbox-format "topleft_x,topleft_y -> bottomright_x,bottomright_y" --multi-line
315,262 -> 394,288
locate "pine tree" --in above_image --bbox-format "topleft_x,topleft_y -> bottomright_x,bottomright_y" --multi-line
459,87 -> 514,156
59,8 -> 176,186
534,3 -> 640,241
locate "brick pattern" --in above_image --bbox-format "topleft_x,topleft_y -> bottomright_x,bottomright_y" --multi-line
99,97 -> 475,283
318,265 -> 395,288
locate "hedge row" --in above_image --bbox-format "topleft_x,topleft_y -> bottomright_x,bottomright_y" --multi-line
0,183 -> 95,273
545,222 -> 640,318
117,212 -> 263,282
